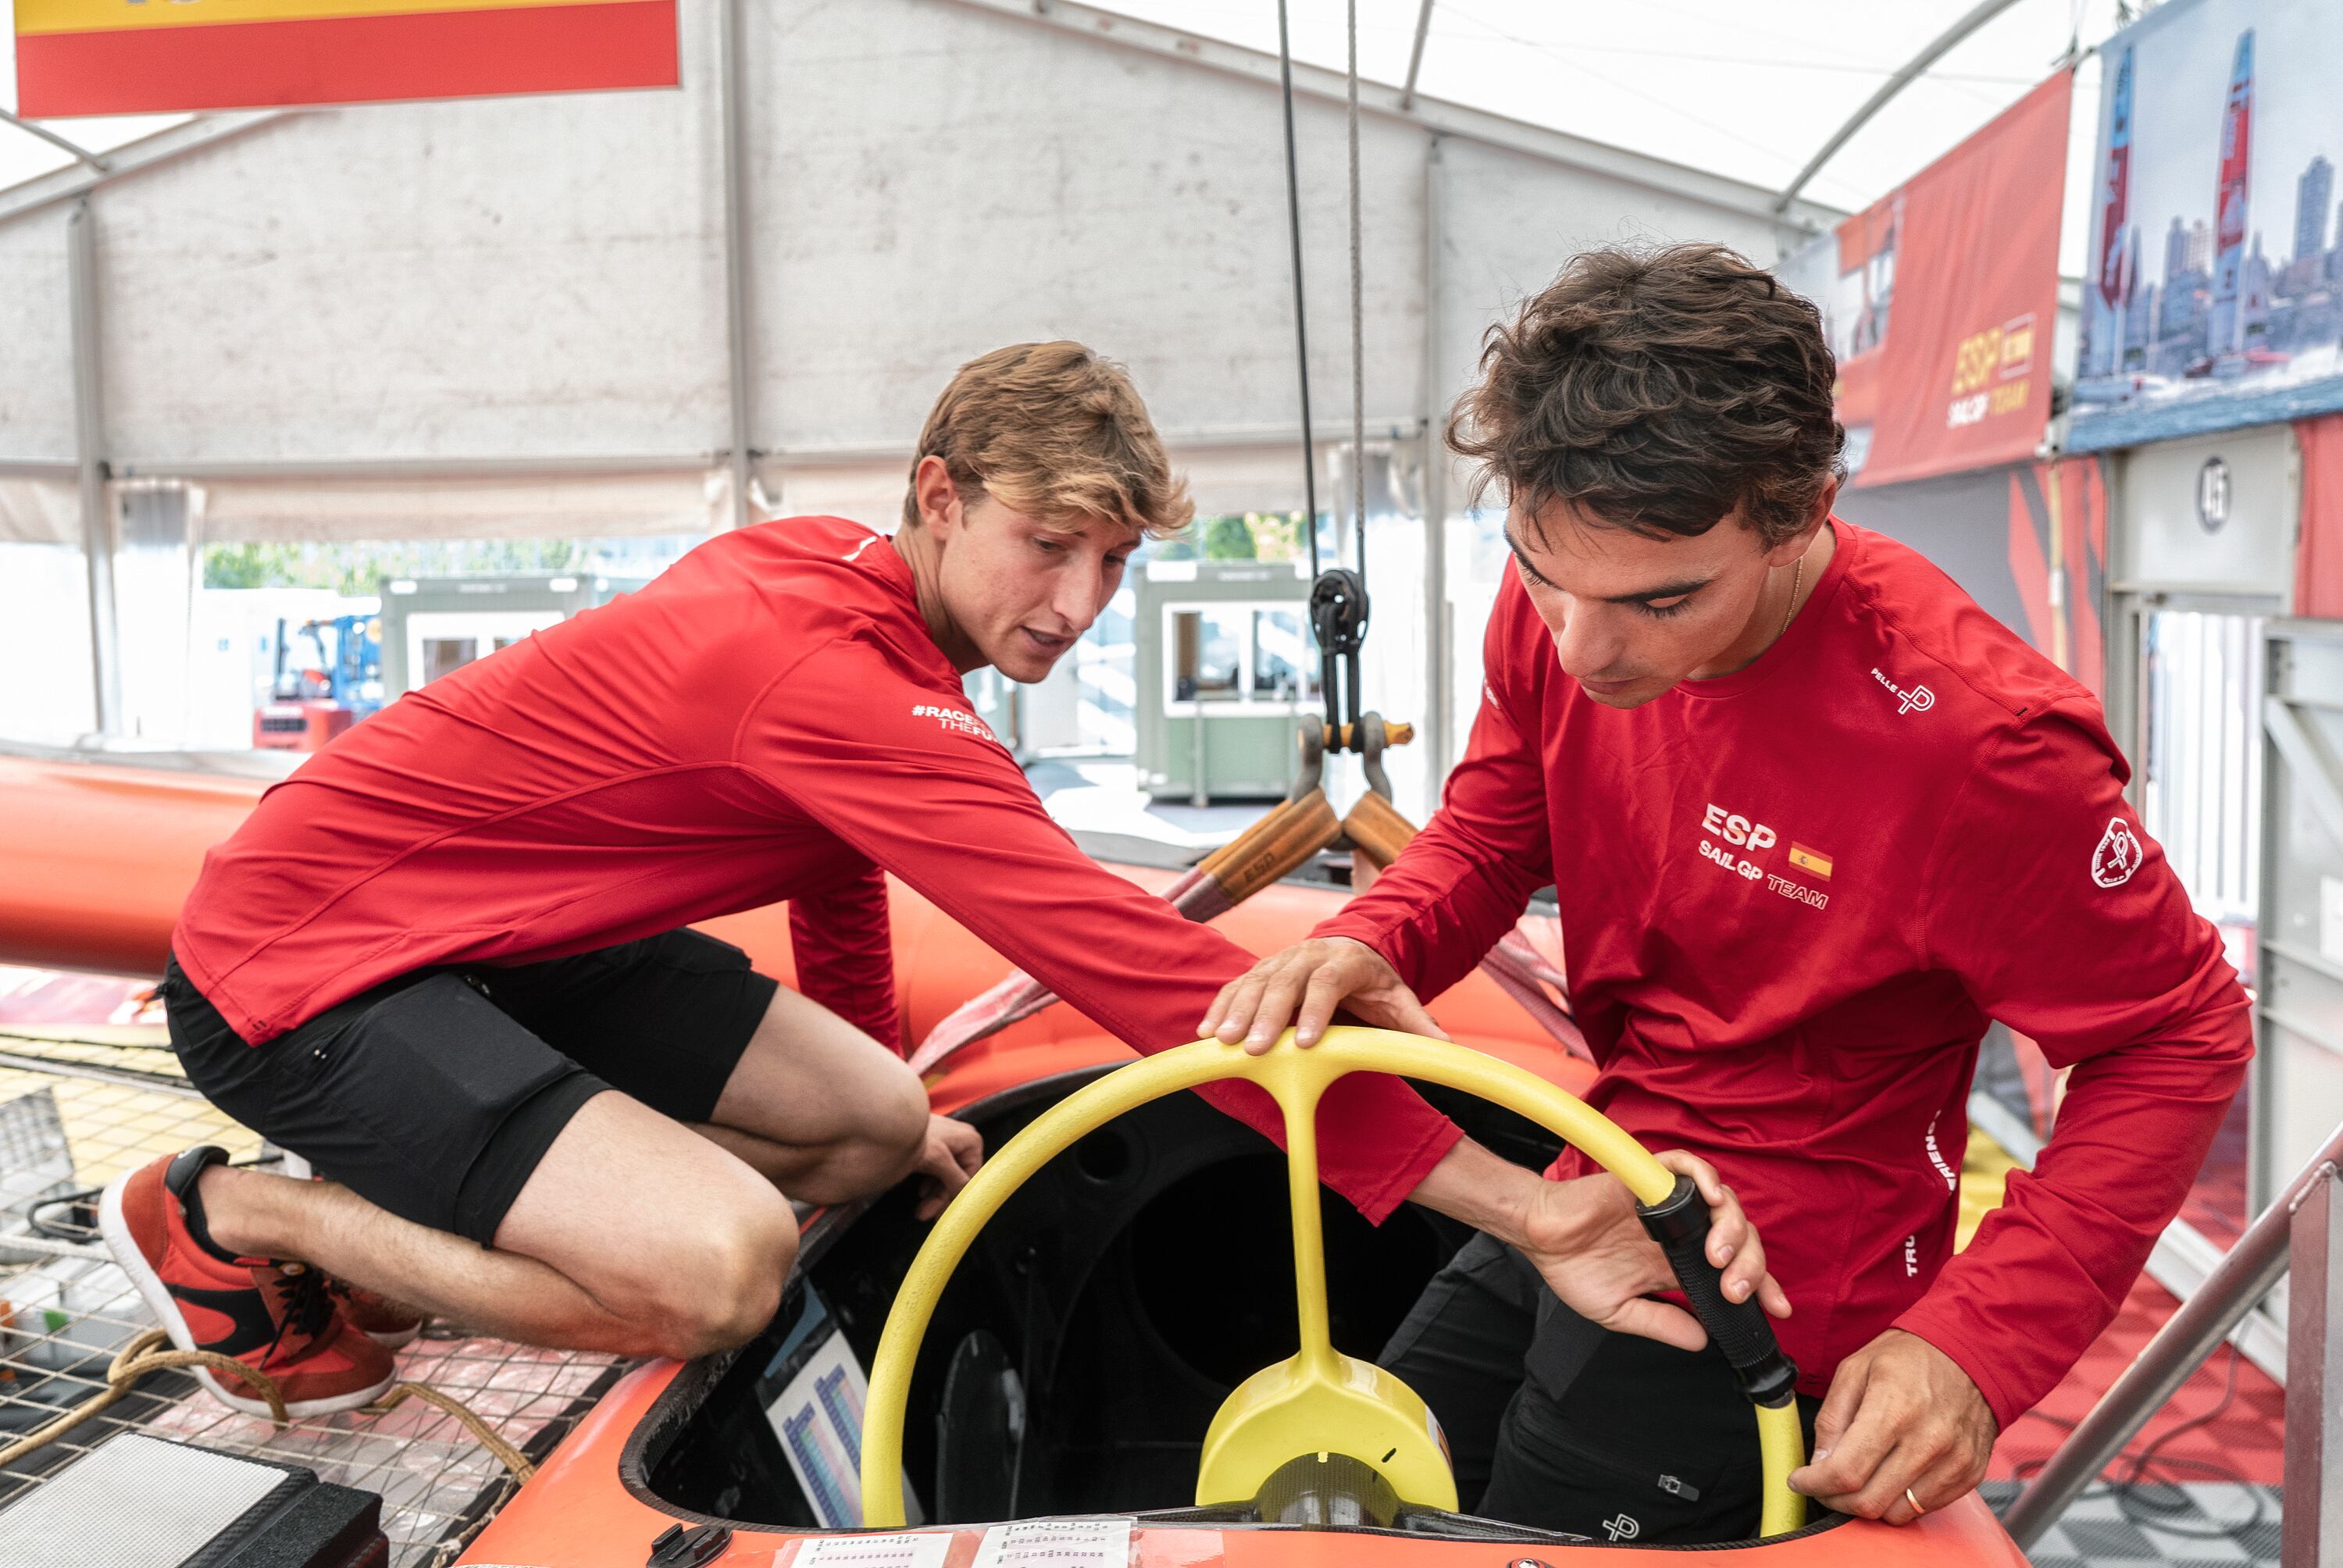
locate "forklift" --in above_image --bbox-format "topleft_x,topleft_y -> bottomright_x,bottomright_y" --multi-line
251,614 -> 384,752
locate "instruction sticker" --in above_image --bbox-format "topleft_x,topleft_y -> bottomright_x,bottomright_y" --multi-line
782,1533 -> 954,1568
971,1518 -> 1134,1568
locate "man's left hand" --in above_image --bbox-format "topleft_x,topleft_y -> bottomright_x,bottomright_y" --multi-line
1788,1329 -> 1996,1523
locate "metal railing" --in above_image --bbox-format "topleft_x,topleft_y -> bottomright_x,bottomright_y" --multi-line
2002,1116 -> 2343,1562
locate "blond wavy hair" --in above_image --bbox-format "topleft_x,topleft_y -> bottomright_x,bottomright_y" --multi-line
902,341 -> 1193,539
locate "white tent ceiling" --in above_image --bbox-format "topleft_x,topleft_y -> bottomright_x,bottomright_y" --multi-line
2,1 -> 2129,266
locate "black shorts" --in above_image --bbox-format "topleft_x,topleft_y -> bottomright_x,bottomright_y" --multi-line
163,931 -> 779,1247
1380,1232 -> 1821,1544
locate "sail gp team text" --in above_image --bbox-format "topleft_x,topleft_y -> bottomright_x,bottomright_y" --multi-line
1697,838 -> 1830,910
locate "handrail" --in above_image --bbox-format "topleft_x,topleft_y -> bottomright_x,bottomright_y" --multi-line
2001,1115 -> 2343,1548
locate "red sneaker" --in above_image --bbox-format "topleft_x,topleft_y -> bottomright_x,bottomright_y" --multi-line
326,1277 -> 424,1349
99,1147 -> 398,1419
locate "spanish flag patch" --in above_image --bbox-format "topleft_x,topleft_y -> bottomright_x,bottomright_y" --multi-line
1788,843 -> 1833,880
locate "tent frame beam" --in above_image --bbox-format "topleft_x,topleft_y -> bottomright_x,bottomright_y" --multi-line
1774,0 -> 2029,214
0,109 -> 109,173
964,0 -> 1837,230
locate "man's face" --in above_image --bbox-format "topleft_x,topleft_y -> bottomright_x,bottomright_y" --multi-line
1505,496 -> 1813,710
933,492 -> 1137,682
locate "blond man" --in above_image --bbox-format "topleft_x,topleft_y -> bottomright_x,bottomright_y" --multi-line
109,343 -> 1773,1420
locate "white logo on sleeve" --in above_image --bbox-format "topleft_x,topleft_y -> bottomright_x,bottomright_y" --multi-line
911,704 -> 1000,745
1870,667 -> 1935,715
2091,818 -> 2143,888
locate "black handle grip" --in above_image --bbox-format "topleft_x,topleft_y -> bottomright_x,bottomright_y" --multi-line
1636,1175 -> 1799,1408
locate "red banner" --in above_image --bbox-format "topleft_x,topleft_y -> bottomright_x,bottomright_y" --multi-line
2296,415 -> 2343,620
15,0 -> 677,119
1784,73 -> 2072,490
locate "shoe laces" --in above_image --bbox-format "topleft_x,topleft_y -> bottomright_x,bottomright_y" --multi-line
261,1262 -> 337,1365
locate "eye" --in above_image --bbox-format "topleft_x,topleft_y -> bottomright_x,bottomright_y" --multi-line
1106,554 -> 1132,572
1636,596 -> 1694,619
1032,536 -> 1066,555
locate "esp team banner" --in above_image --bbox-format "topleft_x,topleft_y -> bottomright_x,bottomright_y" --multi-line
14,0 -> 678,119
1778,72 -> 2072,490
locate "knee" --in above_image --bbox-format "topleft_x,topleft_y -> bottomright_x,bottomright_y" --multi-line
635,1188 -> 797,1360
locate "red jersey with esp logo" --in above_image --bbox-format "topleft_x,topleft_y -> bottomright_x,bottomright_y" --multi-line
1317,520 -> 2250,1425
172,515 -> 1460,1222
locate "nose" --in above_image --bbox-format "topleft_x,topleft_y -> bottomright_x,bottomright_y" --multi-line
1546,598 -> 1624,679
1050,564 -> 1104,633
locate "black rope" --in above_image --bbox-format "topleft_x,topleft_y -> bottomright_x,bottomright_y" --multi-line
1274,0 -> 1321,582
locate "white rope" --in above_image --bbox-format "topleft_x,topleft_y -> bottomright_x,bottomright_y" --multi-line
1347,0 -> 1366,580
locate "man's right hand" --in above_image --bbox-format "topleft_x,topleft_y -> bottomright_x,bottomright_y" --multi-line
1199,935 -> 1446,1053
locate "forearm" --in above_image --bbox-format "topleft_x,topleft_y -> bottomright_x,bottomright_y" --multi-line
1403,1135 -> 1544,1245
1895,1015 -> 2249,1427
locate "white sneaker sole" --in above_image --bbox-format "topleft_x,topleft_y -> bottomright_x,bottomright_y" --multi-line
98,1169 -> 395,1420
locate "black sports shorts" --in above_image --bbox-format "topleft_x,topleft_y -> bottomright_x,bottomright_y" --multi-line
162,931 -> 779,1247
1380,1232 -> 1822,1544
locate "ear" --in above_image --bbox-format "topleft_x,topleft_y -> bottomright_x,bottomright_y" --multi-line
1762,479 -> 1838,567
912,455 -> 962,540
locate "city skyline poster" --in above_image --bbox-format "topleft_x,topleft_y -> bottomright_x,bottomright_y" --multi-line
2071,0 -> 2343,451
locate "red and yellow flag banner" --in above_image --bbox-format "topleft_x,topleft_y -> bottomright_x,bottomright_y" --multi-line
14,0 -> 678,119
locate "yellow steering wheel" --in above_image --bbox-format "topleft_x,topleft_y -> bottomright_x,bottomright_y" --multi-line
861,1028 -> 1807,1538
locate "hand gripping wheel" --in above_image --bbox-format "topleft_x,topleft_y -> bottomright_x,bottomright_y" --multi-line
858,1029 -> 1807,1538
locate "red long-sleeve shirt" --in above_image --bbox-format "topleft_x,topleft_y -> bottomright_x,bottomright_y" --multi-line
1316,521 -> 2251,1427
173,515 -> 1460,1221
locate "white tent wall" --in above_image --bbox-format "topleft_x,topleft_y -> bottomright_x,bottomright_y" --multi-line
0,207 -> 76,464
78,58 -> 731,465
0,0 -> 1823,777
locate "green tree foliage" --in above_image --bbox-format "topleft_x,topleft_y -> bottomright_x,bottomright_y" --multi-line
1200,514 -> 1256,560
202,538 -> 588,595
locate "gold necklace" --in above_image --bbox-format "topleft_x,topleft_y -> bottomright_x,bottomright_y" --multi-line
1778,553 -> 1805,643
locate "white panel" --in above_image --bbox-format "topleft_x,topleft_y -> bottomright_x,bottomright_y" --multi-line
198,469 -> 726,542
0,543 -> 95,744
761,461 -> 906,533
2117,425 -> 2296,597
0,1433 -> 287,1568
0,476 -> 80,544
0,208 -> 75,463
85,1 -> 729,465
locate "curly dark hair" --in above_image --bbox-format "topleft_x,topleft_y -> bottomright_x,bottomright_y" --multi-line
1449,243 -> 1845,547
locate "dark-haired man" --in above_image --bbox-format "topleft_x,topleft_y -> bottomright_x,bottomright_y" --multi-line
1204,244 -> 2250,1542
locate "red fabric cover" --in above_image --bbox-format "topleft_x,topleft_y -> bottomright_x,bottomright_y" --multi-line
1314,521 -> 2251,1426
2295,414 -> 2343,619
173,515 -> 1458,1222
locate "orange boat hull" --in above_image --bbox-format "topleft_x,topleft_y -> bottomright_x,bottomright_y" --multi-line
0,749 -> 1578,1082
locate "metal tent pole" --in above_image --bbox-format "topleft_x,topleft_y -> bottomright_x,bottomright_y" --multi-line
719,0 -> 755,529
1421,134 -> 1447,789
67,200 -> 122,739
1773,0 -> 2027,214
1400,0 -> 1437,111
2285,1164 -> 2340,1566
2002,1116 -> 2343,1551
